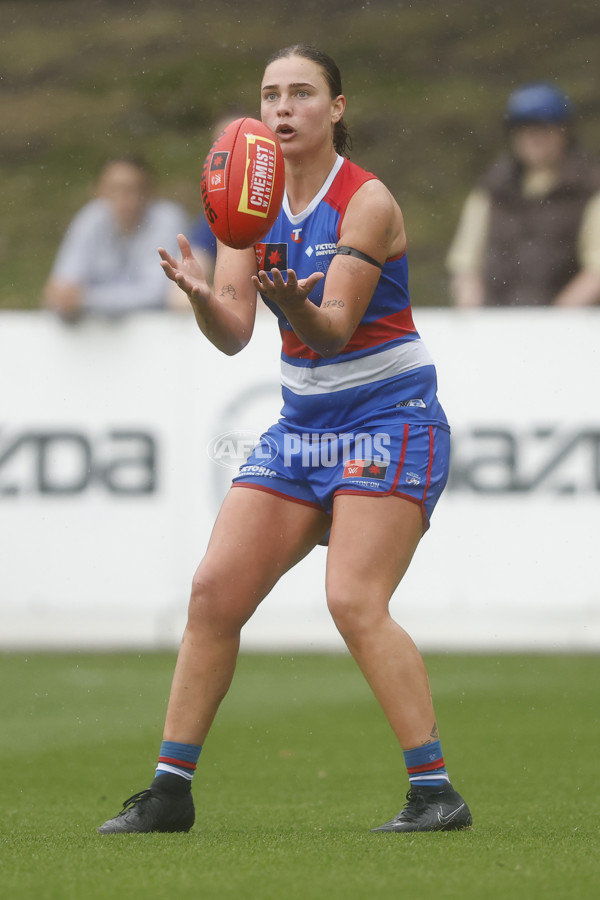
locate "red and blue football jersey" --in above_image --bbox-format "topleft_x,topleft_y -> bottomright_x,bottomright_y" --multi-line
254,156 -> 448,433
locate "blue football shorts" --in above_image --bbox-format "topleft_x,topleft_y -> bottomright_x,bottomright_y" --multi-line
231,419 -> 450,534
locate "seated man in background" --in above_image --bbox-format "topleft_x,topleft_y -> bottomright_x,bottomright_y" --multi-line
447,82 -> 600,308
44,156 -> 189,319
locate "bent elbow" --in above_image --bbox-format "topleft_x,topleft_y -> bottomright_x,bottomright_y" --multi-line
317,341 -> 347,359
223,342 -> 245,357
221,332 -> 252,356
316,329 -> 354,358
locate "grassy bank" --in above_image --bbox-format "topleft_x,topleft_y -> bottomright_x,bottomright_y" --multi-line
2,0 -> 599,309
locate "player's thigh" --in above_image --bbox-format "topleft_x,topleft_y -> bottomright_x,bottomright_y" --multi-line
191,485 -> 330,626
325,493 -> 423,614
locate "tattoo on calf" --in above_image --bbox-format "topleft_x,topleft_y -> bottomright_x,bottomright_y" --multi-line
423,722 -> 440,745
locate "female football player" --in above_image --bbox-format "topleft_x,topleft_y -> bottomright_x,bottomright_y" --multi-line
98,44 -> 471,835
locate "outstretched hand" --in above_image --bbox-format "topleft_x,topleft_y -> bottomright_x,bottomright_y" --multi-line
251,267 -> 324,312
158,234 -> 210,304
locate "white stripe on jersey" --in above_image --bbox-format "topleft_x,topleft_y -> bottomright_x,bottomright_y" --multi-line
280,339 -> 434,396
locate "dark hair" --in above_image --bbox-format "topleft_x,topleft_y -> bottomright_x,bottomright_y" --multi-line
265,44 -> 352,157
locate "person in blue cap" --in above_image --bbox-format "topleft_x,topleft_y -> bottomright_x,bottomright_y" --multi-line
447,82 -> 600,307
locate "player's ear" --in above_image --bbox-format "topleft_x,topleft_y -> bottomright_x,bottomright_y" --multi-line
331,94 -> 346,124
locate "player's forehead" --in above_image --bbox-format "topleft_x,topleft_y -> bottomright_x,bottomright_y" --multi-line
261,55 -> 327,93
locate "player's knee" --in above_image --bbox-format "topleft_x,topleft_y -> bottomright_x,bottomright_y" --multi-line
326,581 -> 382,639
187,563 -> 255,634
188,567 -> 235,631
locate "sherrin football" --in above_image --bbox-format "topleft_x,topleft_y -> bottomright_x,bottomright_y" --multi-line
200,117 -> 285,250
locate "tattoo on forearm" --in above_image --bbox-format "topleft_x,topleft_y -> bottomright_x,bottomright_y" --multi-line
219,284 -> 237,301
321,298 -> 345,309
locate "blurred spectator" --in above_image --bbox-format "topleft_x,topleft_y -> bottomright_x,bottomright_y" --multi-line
43,156 -> 189,319
447,83 -> 600,307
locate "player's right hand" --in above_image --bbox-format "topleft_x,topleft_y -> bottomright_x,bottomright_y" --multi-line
158,234 -> 210,304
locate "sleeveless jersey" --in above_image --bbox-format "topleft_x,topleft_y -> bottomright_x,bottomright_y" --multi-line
254,155 -> 448,433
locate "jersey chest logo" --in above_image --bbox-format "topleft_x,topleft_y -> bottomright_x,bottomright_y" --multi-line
254,244 -> 288,272
255,242 -> 288,271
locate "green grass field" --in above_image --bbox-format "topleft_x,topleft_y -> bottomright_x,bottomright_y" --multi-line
0,651 -> 598,899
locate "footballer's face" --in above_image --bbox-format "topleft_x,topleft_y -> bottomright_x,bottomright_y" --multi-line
260,55 -> 345,159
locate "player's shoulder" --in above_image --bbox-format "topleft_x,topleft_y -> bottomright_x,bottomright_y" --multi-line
339,169 -> 405,255
334,158 -> 395,207
325,157 -> 395,225
332,157 -> 378,193
346,175 -> 399,224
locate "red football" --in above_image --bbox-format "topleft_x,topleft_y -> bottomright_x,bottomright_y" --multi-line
200,117 -> 285,250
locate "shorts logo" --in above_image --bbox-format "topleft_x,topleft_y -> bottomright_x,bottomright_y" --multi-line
238,465 -> 277,478
396,398 -> 427,409
209,151 -> 229,191
405,471 -> 421,485
343,459 -> 388,480
255,242 -> 288,271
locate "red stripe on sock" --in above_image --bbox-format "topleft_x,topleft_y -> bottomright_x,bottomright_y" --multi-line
158,756 -> 197,770
406,758 -> 446,774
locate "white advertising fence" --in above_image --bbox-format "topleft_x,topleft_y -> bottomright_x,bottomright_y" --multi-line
1,308 -> 599,651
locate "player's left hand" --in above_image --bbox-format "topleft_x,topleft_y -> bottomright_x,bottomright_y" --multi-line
251,267 -> 324,311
